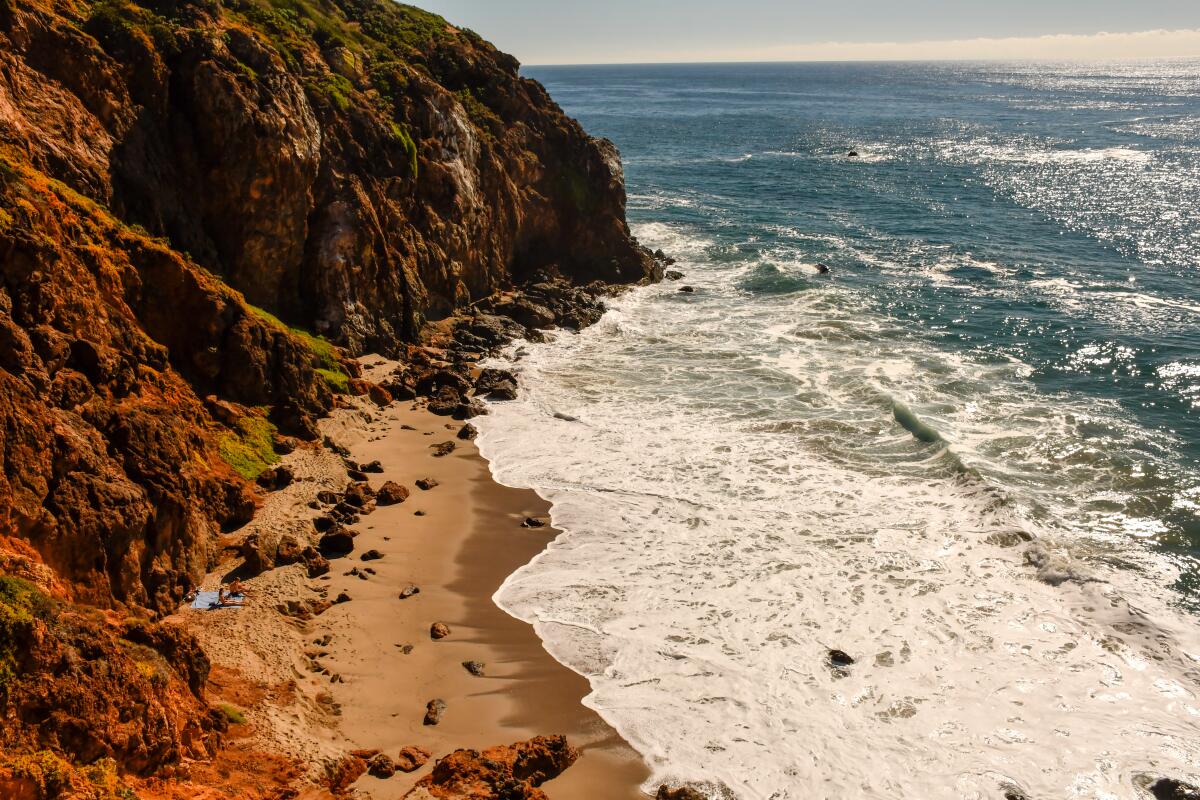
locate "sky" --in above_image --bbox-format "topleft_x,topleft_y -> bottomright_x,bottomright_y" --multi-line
413,0 -> 1200,65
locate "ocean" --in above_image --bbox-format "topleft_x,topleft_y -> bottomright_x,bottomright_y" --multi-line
475,61 -> 1200,799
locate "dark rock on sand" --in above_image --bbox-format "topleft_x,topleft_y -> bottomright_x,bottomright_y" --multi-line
319,529 -> 355,556
395,745 -> 432,773
361,550 -> 383,562
457,423 -> 478,440
1150,778 -> 1200,799
399,585 -> 420,599
423,698 -> 447,725
305,550 -> 331,578
430,622 -> 451,640
522,517 -> 548,528
462,660 -> 486,677
313,515 -> 337,532
427,385 -> 466,416
317,490 -> 340,505
360,460 -> 384,473
377,481 -> 410,505
273,435 -> 299,455
416,478 -> 440,491
347,468 -> 369,482
431,441 -> 457,457
335,592 -> 352,604
368,754 -> 397,779
256,464 -> 295,491
344,483 -> 376,507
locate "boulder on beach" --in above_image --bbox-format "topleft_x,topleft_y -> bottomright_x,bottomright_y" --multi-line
430,622 -> 451,640
361,549 -> 383,561
462,660 -> 486,676
457,422 -> 478,440
318,528 -> 355,556
377,481 -> 410,505
360,460 -> 384,473
395,746 -> 432,773
416,477 -> 440,491
399,584 -> 420,599
368,753 -> 397,779
431,441 -> 456,457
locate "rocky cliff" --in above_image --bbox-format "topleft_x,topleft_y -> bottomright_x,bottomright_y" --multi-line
0,0 -> 656,789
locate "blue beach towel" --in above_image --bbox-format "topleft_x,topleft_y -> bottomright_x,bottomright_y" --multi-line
190,591 -> 245,610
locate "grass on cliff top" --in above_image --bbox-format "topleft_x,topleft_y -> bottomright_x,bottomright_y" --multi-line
0,576 -> 55,689
244,304 -> 350,393
217,414 -> 280,481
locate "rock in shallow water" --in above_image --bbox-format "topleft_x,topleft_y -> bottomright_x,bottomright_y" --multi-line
1150,778 -> 1200,800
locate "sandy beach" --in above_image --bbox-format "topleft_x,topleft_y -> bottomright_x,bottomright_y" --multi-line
180,358 -> 648,799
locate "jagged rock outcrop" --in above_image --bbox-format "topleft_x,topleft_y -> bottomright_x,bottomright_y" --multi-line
403,735 -> 578,800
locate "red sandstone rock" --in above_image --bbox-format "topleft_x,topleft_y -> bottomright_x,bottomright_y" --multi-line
395,746 -> 432,773
377,481 -> 410,505
402,736 -> 578,799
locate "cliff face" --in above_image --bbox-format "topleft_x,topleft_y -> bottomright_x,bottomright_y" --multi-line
0,0 -> 654,613
0,0 -> 656,784
2,0 -> 653,352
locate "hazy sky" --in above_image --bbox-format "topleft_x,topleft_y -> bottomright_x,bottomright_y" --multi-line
414,1 -> 1200,65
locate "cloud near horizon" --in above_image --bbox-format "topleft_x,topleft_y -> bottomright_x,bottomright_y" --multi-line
530,28 -> 1200,65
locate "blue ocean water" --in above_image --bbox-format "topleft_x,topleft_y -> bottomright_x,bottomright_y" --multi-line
478,61 -> 1200,798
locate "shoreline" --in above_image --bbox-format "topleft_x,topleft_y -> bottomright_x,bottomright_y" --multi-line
178,357 -> 649,799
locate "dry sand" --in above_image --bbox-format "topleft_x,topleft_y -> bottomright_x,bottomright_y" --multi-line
182,358 -> 649,799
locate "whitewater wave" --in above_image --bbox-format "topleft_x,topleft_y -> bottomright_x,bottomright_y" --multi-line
476,225 -> 1200,798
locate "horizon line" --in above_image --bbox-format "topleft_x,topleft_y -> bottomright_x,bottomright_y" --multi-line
525,53 -> 1200,68
516,27 -> 1200,69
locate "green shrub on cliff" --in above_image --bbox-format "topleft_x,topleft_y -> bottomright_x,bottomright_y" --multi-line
217,703 -> 247,724
245,304 -> 350,393
0,576 -> 55,689
389,121 -> 419,177
217,414 -> 279,480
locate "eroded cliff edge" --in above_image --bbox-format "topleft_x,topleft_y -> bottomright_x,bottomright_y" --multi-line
0,0 -> 657,792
